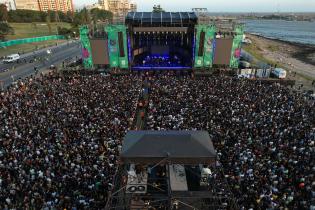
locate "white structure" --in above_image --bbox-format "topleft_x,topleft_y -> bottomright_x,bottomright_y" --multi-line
169,164 -> 188,191
126,164 -> 148,194
272,68 -> 287,79
0,0 -> 16,10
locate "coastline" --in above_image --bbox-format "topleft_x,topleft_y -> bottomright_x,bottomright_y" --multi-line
248,33 -> 315,66
244,33 -> 315,91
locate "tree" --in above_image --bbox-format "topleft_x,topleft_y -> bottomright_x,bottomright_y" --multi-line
46,11 -> 52,34
0,4 -> 8,22
153,5 -> 164,12
81,8 -> 91,24
0,22 -> 14,41
8,9 -> 47,22
90,8 -> 113,22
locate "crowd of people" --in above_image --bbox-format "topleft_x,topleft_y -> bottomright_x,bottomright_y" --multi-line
147,75 -> 315,210
1,71 -> 314,209
0,73 -> 141,209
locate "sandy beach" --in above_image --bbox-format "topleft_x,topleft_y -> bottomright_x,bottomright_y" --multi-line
245,34 -> 315,90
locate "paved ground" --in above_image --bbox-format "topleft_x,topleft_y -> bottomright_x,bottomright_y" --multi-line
0,41 -> 81,89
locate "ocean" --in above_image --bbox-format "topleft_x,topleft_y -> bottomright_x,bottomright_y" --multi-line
244,20 -> 315,45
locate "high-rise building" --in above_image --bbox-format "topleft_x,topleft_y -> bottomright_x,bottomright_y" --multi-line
129,1 -> 137,12
0,0 -> 16,10
38,0 -> 74,13
15,0 -> 39,10
98,0 -> 137,22
98,0 -> 109,10
15,0 -> 73,13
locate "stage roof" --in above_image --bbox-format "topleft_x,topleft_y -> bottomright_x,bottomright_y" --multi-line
125,12 -> 198,26
121,130 -> 216,164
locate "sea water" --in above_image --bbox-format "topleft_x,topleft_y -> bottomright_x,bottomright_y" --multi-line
244,20 -> 315,45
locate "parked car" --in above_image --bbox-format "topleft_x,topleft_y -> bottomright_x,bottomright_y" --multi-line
3,54 -> 20,63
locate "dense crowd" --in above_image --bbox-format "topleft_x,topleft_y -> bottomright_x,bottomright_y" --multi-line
147,76 -> 315,210
0,74 -> 141,209
1,72 -> 314,209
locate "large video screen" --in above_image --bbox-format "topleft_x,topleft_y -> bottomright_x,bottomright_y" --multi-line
90,39 -> 110,65
213,38 -> 233,65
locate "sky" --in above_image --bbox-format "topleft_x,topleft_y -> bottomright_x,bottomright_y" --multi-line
75,0 -> 315,12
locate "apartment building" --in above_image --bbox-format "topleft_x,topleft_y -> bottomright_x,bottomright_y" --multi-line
14,0 -> 73,13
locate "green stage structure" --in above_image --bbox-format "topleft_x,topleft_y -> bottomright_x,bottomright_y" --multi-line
80,26 -> 94,69
105,25 -> 129,69
194,25 -> 216,68
229,24 -> 244,68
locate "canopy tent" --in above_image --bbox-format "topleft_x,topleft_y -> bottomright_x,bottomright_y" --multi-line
121,131 -> 216,165
125,12 -> 198,27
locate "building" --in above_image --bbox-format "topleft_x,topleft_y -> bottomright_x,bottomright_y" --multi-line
0,0 -> 16,10
15,0 -> 39,10
98,0 -> 137,22
14,0 -> 73,13
98,0 -> 108,10
38,0 -> 74,13
129,0 -> 136,12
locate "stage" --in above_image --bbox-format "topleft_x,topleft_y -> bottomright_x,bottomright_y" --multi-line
80,12 -> 244,71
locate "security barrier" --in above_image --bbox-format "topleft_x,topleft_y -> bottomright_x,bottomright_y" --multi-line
0,35 -> 66,48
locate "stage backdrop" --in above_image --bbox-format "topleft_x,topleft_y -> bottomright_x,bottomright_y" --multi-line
194,25 -> 216,68
229,25 -> 244,68
80,26 -> 94,69
105,25 -> 129,69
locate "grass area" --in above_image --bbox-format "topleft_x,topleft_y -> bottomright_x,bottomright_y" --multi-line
0,40 -> 66,57
0,22 -> 71,57
267,45 -> 280,52
296,72 -> 315,81
6,22 -> 72,40
243,44 -> 278,66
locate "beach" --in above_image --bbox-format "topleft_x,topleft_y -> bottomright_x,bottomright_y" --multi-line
245,34 -> 315,90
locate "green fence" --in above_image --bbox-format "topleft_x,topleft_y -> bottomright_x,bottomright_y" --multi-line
0,35 -> 66,48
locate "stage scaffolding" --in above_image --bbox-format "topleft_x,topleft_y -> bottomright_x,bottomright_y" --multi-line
106,131 -> 239,210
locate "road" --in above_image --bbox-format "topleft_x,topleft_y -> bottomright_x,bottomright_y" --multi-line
0,41 -> 81,89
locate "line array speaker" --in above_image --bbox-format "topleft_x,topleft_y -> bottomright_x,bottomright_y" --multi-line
118,32 -> 125,57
